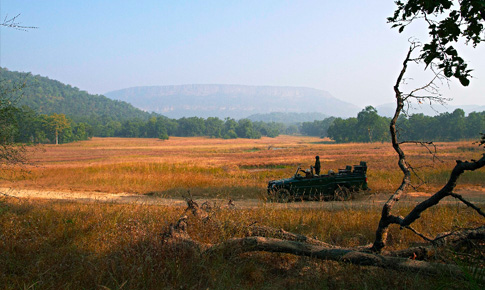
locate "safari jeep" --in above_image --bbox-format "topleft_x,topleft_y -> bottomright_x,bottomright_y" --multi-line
267,161 -> 368,202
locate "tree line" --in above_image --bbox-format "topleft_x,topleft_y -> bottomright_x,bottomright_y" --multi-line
326,106 -> 484,143
10,106 -> 288,144
86,116 -> 285,140
13,107 -> 91,144
10,104 -> 483,145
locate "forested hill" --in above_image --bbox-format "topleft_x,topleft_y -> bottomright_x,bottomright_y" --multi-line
0,67 -> 156,122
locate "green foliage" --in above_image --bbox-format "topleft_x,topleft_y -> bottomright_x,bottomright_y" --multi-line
205,117 -> 224,138
0,67 -> 155,123
327,106 -> 484,143
300,117 -> 336,137
328,106 -> 390,143
0,93 -> 19,144
0,81 -> 26,165
328,117 -> 359,143
398,109 -> 484,141
388,0 -> 484,86
1,79 -> 91,150
13,109 -> 93,144
176,117 -> 206,137
235,119 -> 261,139
253,121 -> 284,138
93,115 -> 281,140
159,131 -> 169,140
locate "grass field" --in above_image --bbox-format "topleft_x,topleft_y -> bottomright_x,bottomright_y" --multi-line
1,136 -> 484,289
1,136 -> 484,199
1,198 -> 483,289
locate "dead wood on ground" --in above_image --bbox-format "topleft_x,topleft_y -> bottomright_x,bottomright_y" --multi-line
161,197 -> 484,278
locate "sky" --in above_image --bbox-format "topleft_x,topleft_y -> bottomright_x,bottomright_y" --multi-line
1,0 -> 484,108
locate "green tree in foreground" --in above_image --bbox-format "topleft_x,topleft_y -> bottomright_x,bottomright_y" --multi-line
389,0 -> 485,86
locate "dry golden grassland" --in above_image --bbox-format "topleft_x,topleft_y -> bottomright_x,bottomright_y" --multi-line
1,136 -> 484,289
1,136 -> 484,199
0,199 -> 483,289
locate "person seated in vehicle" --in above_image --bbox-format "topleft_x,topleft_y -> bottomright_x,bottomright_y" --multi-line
300,167 -> 313,178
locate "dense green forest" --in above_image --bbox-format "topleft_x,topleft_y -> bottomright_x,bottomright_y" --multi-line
12,103 -> 480,145
10,108 -> 285,144
327,106 -> 484,143
0,67 -> 155,123
14,108 -> 91,144
99,116 -> 284,139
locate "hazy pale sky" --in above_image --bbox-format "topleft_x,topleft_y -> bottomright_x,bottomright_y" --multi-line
1,0 -> 484,108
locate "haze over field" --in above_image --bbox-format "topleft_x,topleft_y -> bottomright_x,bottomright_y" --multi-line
2,1 -> 484,113
105,84 -> 361,119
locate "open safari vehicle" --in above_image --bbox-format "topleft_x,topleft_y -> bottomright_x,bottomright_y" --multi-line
267,161 -> 369,202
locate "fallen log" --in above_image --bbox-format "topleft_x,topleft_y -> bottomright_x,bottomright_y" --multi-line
206,236 -> 466,277
159,198 -> 483,278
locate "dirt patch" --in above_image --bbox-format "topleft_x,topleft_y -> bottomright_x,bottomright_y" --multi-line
0,187 -> 184,206
2,187 -> 483,209
407,192 -> 433,198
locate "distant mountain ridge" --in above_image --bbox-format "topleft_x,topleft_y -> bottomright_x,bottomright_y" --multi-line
105,84 -> 362,119
0,67 -> 155,122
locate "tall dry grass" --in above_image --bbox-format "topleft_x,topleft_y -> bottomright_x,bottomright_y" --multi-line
1,136 -> 483,199
0,198 -> 482,289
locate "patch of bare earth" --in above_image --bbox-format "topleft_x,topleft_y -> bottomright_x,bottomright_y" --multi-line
2,186 -> 483,210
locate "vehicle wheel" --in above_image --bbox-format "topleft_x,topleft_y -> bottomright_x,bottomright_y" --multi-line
276,188 -> 291,203
333,186 -> 351,201
318,192 -> 327,201
267,190 -> 277,202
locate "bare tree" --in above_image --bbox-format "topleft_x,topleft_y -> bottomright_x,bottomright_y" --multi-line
371,41 -> 485,253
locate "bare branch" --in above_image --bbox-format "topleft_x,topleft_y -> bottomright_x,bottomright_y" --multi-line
406,161 -> 428,190
403,226 -> 433,242
401,155 -> 485,227
398,141 -> 440,162
450,192 -> 485,218
432,226 -> 485,247
1,14 -> 37,31
244,225 -> 335,248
